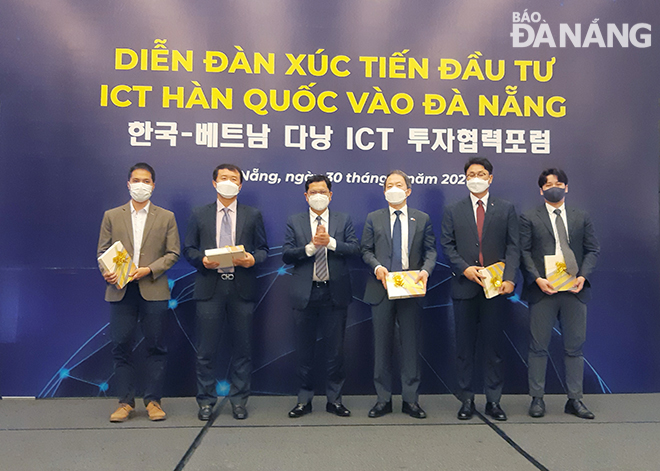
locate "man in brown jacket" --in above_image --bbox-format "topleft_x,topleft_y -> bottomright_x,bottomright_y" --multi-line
97,163 -> 180,422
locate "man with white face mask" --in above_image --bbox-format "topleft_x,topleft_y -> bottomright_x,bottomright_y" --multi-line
441,157 -> 519,422
184,163 -> 269,422
97,162 -> 180,422
361,170 -> 437,419
282,175 -> 360,418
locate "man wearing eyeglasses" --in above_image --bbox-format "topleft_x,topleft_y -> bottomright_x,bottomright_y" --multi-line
283,174 -> 360,418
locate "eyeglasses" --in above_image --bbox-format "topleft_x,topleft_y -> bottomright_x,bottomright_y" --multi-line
466,171 -> 489,179
307,191 -> 330,196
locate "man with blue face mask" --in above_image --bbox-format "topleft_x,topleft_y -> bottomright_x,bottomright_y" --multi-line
520,168 -> 600,419
441,157 -> 520,422
98,162 -> 180,422
283,174 -> 360,418
184,163 -> 269,422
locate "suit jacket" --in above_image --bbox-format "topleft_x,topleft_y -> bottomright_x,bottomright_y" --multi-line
183,201 -> 269,302
97,202 -> 180,302
519,205 -> 600,304
361,207 -> 437,305
440,196 -> 520,300
282,210 -> 360,310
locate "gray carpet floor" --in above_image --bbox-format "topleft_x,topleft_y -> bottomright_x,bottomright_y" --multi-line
1,394 -> 658,470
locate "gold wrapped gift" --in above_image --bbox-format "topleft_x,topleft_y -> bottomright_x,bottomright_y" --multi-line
98,241 -> 136,289
479,261 -> 506,299
205,245 -> 246,268
386,270 -> 427,300
544,254 -> 576,291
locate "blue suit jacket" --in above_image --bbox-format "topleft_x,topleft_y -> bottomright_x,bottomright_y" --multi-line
440,196 -> 520,300
520,205 -> 599,304
361,207 -> 437,305
282,210 -> 360,310
183,201 -> 269,301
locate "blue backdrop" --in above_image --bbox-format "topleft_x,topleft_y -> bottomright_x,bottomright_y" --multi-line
1,0 -> 658,399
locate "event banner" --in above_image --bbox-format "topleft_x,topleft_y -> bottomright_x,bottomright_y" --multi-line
0,0 -> 658,398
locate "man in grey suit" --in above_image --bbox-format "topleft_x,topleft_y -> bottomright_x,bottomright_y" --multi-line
98,162 -> 180,422
283,174 -> 360,418
361,170 -> 437,419
520,168 -> 600,419
441,157 -> 519,421
184,163 -> 268,421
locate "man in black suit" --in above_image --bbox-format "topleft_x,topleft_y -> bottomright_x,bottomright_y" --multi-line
441,157 -> 520,421
361,170 -> 437,419
520,168 -> 599,419
184,163 -> 269,421
283,174 -> 360,418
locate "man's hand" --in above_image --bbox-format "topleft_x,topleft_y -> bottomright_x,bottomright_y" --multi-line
463,266 -> 485,287
233,252 -> 255,268
536,277 -> 558,295
102,270 -> 119,285
129,267 -> 152,281
414,270 -> 429,290
570,276 -> 586,293
498,280 -> 515,295
203,256 -> 221,269
375,266 -> 389,289
312,224 -> 330,247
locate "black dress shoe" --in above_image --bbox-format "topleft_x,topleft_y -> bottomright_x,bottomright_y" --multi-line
402,402 -> 427,419
198,405 -> 213,421
564,399 -> 595,419
457,399 -> 475,420
368,401 -> 392,418
529,397 -> 545,418
485,402 -> 507,421
232,405 -> 248,420
326,402 -> 351,417
288,402 -> 312,418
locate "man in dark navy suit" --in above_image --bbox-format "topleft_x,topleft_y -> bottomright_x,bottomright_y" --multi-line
520,168 -> 600,419
283,174 -> 360,418
184,163 -> 268,421
441,157 -> 520,421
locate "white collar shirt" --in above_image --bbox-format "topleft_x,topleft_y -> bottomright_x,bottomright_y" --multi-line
545,202 -> 569,256
130,200 -> 150,268
389,204 -> 409,270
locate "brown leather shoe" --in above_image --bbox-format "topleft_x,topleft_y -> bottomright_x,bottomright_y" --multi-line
110,403 -> 134,422
146,401 -> 167,421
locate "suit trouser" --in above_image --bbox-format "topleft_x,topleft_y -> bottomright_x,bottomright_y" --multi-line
293,282 -> 347,404
453,293 -> 505,403
109,282 -> 168,406
528,291 -> 587,400
195,274 -> 254,407
372,297 -> 421,403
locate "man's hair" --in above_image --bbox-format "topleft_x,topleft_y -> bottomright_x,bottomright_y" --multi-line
538,168 -> 568,188
464,157 -> 493,174
213,163 -> 244,183
305,174 -> 332,192
128,162 -> 155,182
385,170 -> 411,189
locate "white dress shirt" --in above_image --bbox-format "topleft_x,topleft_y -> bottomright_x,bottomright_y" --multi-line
389,204 -> 409,270
304,208 -> 337,281
545,202 -> 569,257
216,199 -> 237,247
130,201 -> 150,268
469,192 -> 490,222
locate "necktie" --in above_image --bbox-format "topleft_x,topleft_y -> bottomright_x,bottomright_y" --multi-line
554,209 -> 579,276
219,207 -> 233,273
391,210 -> 403,272
314,216 -> 329,280
476,200 -> 485,266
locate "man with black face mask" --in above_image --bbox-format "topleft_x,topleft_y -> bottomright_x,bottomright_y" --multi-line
520,168 -> 600,419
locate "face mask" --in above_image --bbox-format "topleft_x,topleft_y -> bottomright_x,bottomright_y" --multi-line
466,177 -> 490,194
308,194 -> 330,212
385,187 -> 407,205
215,180 -> 240,198
129,182 -> 153,203
543,187 -> 566,203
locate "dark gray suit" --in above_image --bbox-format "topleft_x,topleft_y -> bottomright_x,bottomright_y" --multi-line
520,205 -> 599,399
283,210 -> 360,403
361,207 -> 437,403
184,201 -> 269,407
441,196 -> 519,403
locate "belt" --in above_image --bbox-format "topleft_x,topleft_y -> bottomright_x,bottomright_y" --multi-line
312,280 -> 329,288
219,273 -> 234,281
